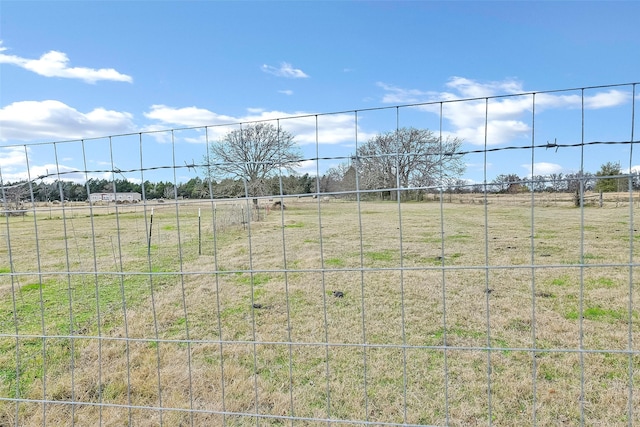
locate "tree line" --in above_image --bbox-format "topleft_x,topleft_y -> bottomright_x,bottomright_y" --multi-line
0,175 -> 316,207
1,123 -> 632,208
204,123 -> 466,203
487,162 -> 634,194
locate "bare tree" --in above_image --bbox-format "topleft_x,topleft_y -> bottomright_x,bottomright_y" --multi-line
549,173 -> 566,192
321,162 -> 357,194
355,127 -> 465,200
1,181 -> 30,210
205,123 -> 302,202
491,173 -> 521,193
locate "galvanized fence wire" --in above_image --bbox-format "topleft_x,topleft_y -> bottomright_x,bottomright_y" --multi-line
1,82 -> 640,426
528,94 -> 539,426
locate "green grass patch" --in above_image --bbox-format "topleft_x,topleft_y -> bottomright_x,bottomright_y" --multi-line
550,276 -> 571,287
588,277 -> 617,288
492,337 -> 513,355
424,252 -> 463,266
538,363 -> 559,381
424,326 -> 486,345
150,264 -> 175,273
253,287 -> 267,300
325,257 -> 346,268
424,236 -> 444,244
364,250 -> 395,262
534,229 -> 558,239
220,305 -> 245,319
448,326 -> 485,340
565,306 -> 632,322
0,272 -> 173,399
20,282 -> 43,292
234,272 -> 272,286
284,221 -> 305,228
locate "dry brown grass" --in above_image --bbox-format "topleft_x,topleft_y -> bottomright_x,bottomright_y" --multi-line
1,196 -> 640,425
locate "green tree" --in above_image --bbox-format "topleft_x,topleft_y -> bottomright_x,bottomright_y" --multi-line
86,178 -> 109,194
595,162 -> 627,192
178,177 -> 209,199
272,173 -> 314,195
215,178 -> 244,198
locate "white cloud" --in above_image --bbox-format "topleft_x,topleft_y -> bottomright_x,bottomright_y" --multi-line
296,159 -> 320,176
536,90 -> 630,110
378,77 -> 631,146
0,146 -> 27,173
279,89 -> 294,96
376,82 -> 434,104
142,105 -> 369,146
0,41 -> 132,84
454,119 -> 531,146
445,76 -> 524,98
144,105 -> 235,127
261,62 -> 309,78
0,146 -> 85,184
0,100 -> 136,141
521,162 -> 563,177
622,165 -> 640,174
378,78 -> 532,145
31,164 -> 87,183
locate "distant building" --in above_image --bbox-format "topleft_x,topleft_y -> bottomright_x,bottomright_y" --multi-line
89,192 -> 142,203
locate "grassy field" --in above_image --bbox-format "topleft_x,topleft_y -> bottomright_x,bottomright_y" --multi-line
1,196 -> 639,426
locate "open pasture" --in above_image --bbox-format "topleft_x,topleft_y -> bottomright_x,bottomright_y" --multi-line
1,197 -> 640,426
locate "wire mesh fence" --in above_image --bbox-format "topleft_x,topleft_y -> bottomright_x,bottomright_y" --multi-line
1,82 -> 639,425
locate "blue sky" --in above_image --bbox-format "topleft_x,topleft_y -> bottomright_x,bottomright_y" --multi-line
1,1 -> 639,188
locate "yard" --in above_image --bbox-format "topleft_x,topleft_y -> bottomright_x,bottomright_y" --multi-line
1,196 -> 639,425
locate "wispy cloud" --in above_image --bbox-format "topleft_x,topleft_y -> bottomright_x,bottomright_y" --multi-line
376,82 -> 434,104
0,146 -> 28,172
0,146 -> 89,183
0,41 -> 132,84
536,90 -> 630,110
0,100 -> 135,141
378,77 -> 632,146
521,162 -> 564,177
445,77 -> 524,99
279,89 -> 294,96
144,105 -> 236,127
261,62 -> 309,78
142,105 -> 370,145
